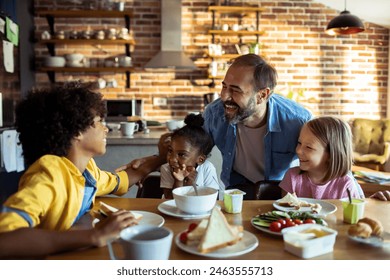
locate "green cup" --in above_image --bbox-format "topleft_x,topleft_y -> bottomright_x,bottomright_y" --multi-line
223,189 -> 246,214
341,198 -> 365,224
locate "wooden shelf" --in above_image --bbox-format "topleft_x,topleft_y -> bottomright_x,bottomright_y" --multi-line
208,6 -> 265,13
35,9 -> 133,17
38,39 -> 135,45
39,66 -> 134,72
205,4 -> 264,81
207,53 -> 240,59
35,9 -> 134,88
38,67 -> 134,88
208,30 -> 265,36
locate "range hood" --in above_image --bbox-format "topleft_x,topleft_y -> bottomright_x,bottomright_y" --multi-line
144,0 -> 197,70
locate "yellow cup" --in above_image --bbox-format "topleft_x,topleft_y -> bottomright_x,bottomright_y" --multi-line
341,198 -> 365,224
223,189 -> 246,214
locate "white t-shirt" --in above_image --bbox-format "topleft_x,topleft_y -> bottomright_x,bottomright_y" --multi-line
160,160 -> 222,197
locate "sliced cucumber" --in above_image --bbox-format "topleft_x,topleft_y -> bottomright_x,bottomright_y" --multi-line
252,219 -> 271,227
272,210 -> 290,218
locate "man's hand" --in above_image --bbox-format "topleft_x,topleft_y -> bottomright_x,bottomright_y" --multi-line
115,133 -> 171,173
115,157 -> 148,172
158,132 -> 172,159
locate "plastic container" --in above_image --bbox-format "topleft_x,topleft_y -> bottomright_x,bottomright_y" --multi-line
341,198 -> 365,224
282,224 -> 337,259
223,189 -> 246,214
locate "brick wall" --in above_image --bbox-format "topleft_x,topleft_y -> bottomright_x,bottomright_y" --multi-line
33,0 -> 389,122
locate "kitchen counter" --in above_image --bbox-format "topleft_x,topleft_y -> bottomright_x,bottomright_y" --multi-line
106,128 -> 167,145
94,128 -> 166,173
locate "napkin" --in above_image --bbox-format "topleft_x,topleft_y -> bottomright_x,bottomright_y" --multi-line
1,129 -> 24,172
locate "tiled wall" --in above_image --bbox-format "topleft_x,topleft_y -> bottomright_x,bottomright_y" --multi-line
33,0 -> 389,122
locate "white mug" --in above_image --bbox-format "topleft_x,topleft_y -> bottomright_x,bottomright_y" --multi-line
107,225 -> 173,260
120,122 -> 139,136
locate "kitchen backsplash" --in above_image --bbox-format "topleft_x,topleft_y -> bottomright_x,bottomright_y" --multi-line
33,0 -> 389,122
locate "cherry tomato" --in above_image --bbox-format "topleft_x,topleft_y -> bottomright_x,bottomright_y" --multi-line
188,223 -> 198,232
284,218 -> 292,223
285,220 -> 296,228
179,231 -> 188,243
269,221 -> 282,232
304,218 -> 316,224
277,219 -> 287,227
293,219 -> 303,225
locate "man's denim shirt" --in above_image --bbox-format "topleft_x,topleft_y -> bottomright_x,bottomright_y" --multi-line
203,94 -> 312,188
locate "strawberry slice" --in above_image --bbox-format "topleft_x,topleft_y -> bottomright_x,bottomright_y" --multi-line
188,223 -> 198,232
179,231 -> 188,243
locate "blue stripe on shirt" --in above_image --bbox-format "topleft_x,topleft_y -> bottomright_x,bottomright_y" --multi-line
0,205 -> 34,227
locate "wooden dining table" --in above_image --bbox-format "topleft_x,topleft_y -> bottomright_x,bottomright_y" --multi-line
47,197 -> 390,260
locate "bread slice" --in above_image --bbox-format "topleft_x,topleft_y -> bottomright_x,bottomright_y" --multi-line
198,207 -> 242,253
187,219 -> 208,245
278,192 -> 300,207
96,201 -> 143,220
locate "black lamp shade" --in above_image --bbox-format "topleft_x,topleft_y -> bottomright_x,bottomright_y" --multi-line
326,10 -> 365,35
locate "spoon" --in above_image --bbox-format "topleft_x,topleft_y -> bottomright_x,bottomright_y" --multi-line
193,184 -> 199,196
347,188 -> 352,203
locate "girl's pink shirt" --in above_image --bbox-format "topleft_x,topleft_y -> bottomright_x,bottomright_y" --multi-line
280,167 -> 361,199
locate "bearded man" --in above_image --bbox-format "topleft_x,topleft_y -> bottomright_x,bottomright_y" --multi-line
202,54 -> 312,187
124,54 -> 312,194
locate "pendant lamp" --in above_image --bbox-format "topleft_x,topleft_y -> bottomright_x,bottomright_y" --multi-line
325,0 -> 365,35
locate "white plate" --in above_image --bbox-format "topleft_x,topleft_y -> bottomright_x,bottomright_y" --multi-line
93,211 -> 164,227
158,200 -> 217,219
348,233 -> 390,248
250,218 -> 282,237
273,198 -> 337,217
175,230 -> 259,258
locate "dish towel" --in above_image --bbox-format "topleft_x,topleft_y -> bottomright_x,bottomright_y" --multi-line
1,129 -> 25,172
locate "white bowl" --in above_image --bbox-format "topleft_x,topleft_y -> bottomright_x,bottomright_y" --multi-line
44,56 -> 66,67
106,122 -> 121,131
166,120 -> 185,131
282,224 -> 337,259
65,53 -> 84,62
172,186 -> 218,214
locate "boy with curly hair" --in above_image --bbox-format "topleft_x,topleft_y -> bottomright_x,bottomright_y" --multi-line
0,83 -> 165,258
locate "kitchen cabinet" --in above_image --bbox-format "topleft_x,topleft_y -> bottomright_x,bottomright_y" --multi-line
207,5 -> 265,79
35,9 -> 135,88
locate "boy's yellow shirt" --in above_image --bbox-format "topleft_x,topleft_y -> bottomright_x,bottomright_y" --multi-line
0,155 -> 129,232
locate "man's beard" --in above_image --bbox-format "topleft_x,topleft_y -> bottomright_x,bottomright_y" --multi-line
224,95 -> 257,124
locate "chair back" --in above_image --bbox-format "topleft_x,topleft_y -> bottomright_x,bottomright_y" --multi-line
226,180 -> 282,200
351,118 -> 390,155
136,174 -> 163,198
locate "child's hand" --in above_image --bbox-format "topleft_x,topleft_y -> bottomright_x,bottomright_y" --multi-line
92,209 -> 138,247
183,166 -> 197,186
172,164 -> 189,182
